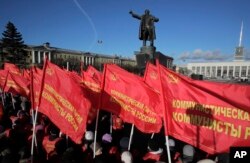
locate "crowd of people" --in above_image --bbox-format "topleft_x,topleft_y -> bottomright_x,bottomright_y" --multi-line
0,93 -> 230,163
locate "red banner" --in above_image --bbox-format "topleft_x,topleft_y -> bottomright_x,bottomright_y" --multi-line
4,63 -> 21,75
30,66 -> 43,109
158,64 -> 250,154
37,60 -> 91,143
3,71 -> 30,97
22,69 -> 30,80
144,62 -> 161,94
81,66 -> 102,124
0,70 -> 8,89
101,64 -> 162,133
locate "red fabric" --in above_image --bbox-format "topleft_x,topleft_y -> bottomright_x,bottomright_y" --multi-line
158,64 -> 250,154
4,63 -> 21,75
144,62 -> 161,94
0,70 -> 8,89
22,69 -> 30,80
81,66 -> 102,124
3,71 -> 30,97
101,64 -> 162,133
0,102 -> 3,120
42,136 -> 62,159
143,63 -> 163,117
30,66 -> 43,109
112,114 -> 124,130
143,152 -> 161,161
35,60 -> 91,144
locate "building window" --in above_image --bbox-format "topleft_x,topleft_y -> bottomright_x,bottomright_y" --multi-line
192,66 -> 195,73
201,67 -> 205,75
206,67 -> 210,77
223,66 -> 227,77
235,66 -> 240,77
241,66 -> 247,77
197,67 -> 200,74
211,66 -> 216,77
217,66 -> 222,77
248,66 -> 250,77
35,51 -> 38,63
228,66 -> 233,77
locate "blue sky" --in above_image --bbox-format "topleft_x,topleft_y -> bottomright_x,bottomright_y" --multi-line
1,0 -> 250,65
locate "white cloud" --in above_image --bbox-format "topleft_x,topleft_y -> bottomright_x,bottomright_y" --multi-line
178,49 -> 232,62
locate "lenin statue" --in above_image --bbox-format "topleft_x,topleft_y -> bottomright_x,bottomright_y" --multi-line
129,9 -> 159,47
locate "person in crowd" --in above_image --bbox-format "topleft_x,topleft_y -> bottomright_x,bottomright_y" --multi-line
121,151 -> 133,163
182,144 -> 195,163
90,142 -> 106,163
42,125 -> 66,162
142,138 -> 167,162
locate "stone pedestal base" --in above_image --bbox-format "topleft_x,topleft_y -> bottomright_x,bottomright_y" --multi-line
135,46 -> 156,69
140,46 -> 156,56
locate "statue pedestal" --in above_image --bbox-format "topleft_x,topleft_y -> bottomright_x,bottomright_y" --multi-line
140,46 -> 156,56
135,46 -> 156,69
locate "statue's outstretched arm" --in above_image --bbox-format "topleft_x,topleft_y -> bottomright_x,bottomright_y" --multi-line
129,10 -> 141,20
153,17 -> 159,22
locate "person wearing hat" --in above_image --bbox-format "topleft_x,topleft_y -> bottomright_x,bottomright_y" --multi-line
90,142 -> 106,163
182,144 -> 195,163
121,151 -> 133,163
197,159 -> 216,163
42,125 -> 65,160
142,138 -> 166,162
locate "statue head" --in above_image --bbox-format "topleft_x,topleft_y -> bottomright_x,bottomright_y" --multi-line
145,9 -> 150,15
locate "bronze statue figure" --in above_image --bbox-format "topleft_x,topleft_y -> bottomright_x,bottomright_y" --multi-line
129,9 -> 159,47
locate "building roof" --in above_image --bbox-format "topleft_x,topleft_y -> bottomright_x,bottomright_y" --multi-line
27,43 -> 135,61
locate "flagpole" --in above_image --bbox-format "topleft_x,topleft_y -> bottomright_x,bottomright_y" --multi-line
156,60 -> 172,163
151,133 -> 155,139
110,113 -> 112,134
31,106 -> 38,156
128,124 -> 134,151
11,93 -> 16,110
31,57 -> 48,162
93,64 -> 107,158
93,108 -> 100,158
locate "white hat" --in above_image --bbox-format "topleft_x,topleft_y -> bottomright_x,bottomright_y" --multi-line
121,151 -> 133,163
168,139 -> 175,147
183,144 -> 195,157
85,131 -> 94,141
197,159 -> 216,163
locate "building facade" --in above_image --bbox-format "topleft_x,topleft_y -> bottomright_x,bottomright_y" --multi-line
24,42 -> 136,70
187,61 -> 250,79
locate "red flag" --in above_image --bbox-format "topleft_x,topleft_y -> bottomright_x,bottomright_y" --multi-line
81,66 -> 102,124
158,64 -> 250,154
0,70 -> 8,89
22,69 -> 30,80
4,63 -> 21,75
101,64 -> 162,133
143,62 -> 161,94
3,71 -> 30,97
37,60 -> 91,143
30,66 -> 43,109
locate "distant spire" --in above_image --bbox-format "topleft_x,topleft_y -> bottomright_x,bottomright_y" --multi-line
239,21 -> 243,47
